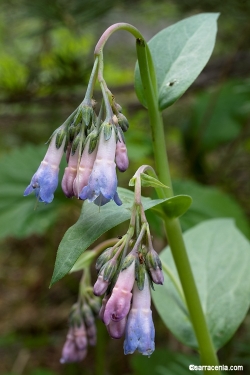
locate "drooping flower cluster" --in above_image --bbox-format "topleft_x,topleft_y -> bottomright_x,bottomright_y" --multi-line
93,203 -> 164,356
60,292 -> 100,363
24,62 -> 129,207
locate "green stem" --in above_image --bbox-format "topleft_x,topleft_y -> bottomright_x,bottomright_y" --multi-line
136,38 -> 220,372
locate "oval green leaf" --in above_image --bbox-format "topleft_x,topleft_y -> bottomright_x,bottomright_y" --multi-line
135,13 -> 219,110
152,219 -> 250,350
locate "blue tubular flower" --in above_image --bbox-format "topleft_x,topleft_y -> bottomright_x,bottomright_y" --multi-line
24,134 -> 65,203
124,273 -> 155,356
79,125 -> 122,206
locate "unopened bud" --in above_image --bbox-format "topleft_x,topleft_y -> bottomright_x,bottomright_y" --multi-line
145,249 -> 164,285
117,113 -> 129,132
93,270 -> 109,296
95,247 -> 114,272
103,258 -> 118,282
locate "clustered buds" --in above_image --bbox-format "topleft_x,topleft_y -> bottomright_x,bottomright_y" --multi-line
24,62 -> 129,206
60,296 -> 100,364
93,208 -> 164,357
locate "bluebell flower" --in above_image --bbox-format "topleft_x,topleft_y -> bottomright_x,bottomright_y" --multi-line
79,126 -> 122,206
24,135 -> 65,203
124,273 -> 155,356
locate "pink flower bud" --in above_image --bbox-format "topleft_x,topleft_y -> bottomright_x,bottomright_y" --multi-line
115,131 -> 129,172
93,270 -> 109,296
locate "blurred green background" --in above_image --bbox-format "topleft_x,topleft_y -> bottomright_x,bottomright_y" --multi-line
0,0 -> 250,374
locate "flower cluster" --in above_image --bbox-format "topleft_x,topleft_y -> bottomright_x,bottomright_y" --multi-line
60,294 -> 100,363
93,209 -> 164,356
24,66 -> 129,207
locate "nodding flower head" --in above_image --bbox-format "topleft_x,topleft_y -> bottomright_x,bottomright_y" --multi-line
79,124 -> 122,206
24,133 -> 65,203
124,273 -> 155,356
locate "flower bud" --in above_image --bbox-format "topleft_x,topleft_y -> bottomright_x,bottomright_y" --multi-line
117,113 -> 129,132
93,269 -> 109,296
115,129 -> 129,172
145,249 -> 164,285
103,258 -> 118,282
95,247 -> 114,272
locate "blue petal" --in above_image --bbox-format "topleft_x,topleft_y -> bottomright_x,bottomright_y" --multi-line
24,164 -> 59,204
124,309 -> 155,356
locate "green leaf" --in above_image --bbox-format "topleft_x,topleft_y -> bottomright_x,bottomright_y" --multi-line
134,13 -> 219,110
162,195 -> 192,219
69,251 -> 95,273
50,188 -> 168,286
173,179 -> 250,239
0,144 -> 71,239
152,219 -> 250,350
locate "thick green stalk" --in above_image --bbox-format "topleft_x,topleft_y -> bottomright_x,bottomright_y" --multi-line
136,39 -> 220,372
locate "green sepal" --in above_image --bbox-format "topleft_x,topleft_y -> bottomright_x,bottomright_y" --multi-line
82,106 -> 94,127
55,128 -> 66,149
117,113 -> 129,132
121,254 -> 135,271
71,133 -> 83,155
135,258 -> 146,291
145,249 -> 162,271
103,123 -> 113,141
103,259 -> 118,282
88,137 -> 98,154
74,107 -> 83,126
95,247 -> 114,272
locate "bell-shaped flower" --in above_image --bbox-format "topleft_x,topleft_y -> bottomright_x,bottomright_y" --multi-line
103,261 -> 135,325
24,134 -> 65,203
115,129 -> 129,172
73,138 -> 98,198
79,125 -> 122,206
123,273 -> 155,356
